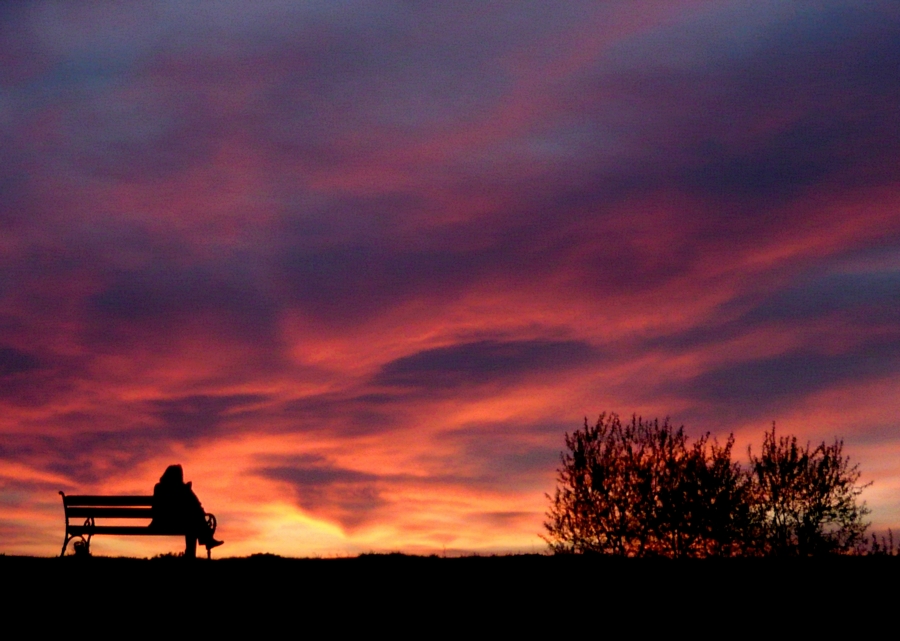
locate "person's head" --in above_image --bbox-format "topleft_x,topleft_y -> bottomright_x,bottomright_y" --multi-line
160,464 -> 184,485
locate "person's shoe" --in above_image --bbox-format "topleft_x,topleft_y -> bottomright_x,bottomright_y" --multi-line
206,538 -> 224,549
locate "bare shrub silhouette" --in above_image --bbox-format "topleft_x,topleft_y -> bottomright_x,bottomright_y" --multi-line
864,529 -> 897,556
748,424 -> 870,556
545,413 -> 870,557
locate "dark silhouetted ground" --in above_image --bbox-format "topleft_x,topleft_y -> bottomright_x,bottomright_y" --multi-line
4,553 -> 894,628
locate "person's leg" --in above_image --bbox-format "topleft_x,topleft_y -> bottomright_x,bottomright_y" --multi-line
194,510 -> 223,548
184,534 -> 197,558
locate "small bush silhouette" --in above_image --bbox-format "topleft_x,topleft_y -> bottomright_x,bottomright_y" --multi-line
545,413 -> 870,557
747,425 -> 869,556
865,529 -> 897,556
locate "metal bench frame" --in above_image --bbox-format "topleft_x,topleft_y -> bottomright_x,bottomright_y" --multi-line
59,491 -> 218,559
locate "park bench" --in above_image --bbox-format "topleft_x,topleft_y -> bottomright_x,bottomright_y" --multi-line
59,492 -> 218,559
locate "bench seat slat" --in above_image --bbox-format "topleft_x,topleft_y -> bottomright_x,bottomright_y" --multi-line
67,526 -> 187,536
64,495 -> 153,506
66,507 -> 154,519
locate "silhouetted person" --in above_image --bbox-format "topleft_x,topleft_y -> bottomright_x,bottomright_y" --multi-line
151,464 -> 223,555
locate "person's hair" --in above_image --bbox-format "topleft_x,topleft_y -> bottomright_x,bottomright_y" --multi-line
160,464 -> 184,485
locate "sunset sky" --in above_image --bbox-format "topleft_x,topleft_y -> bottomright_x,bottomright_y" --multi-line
2,1 -> 899,557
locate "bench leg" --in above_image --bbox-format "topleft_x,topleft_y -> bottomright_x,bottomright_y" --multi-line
61,534 -> 90,557
185,535 -> 197,559
60,533 -> 72,557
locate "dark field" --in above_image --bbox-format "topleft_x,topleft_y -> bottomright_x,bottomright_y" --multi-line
4,553 -> 896,621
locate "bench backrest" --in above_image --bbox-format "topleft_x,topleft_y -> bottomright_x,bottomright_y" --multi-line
61,493 -> 154,520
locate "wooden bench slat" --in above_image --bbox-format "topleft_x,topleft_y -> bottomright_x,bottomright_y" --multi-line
67,526 -> 186,536
66,507 -> 154,519
64,495 -> 153,506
